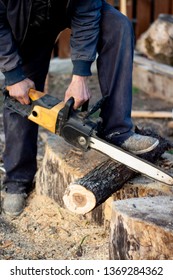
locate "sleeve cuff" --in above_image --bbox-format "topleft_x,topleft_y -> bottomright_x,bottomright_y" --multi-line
3,65 -> 26,86
72,60 -> 93,76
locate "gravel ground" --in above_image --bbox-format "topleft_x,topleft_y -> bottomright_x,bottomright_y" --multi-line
0,73 -> 173,260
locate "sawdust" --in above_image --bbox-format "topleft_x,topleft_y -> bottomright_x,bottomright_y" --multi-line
0,193 -> 109,260
0,73 -> 173,260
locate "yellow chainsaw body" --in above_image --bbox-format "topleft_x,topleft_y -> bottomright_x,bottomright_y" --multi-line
28,89 -> 65,133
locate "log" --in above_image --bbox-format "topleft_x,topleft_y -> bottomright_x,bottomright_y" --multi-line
63,128 -> 173,214
63,160 -> 135,214
132,110 -> 173,119
109,196 -> 173,260
133,53 -> 173,103
136,14 -> 173,66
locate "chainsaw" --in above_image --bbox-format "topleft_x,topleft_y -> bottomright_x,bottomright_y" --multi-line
3,88 -> 173,186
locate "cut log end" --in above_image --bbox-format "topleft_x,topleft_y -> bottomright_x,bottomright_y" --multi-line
63,184 -> 96,214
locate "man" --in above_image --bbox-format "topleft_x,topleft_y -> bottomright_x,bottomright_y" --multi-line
0,0 -> 159,216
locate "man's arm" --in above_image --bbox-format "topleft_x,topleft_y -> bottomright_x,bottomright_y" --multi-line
65,0 -> 102,109
70,0 -> 102,76
0,1 -> 34,104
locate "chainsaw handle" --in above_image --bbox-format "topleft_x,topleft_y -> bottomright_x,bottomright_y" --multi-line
5,87 -> 45,102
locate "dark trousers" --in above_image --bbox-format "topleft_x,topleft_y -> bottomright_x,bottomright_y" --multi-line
3,3 -> 134,193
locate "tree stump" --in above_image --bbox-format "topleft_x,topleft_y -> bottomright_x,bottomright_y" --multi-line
36,134 -> 107,207
104,174 -> 173,223
109,196 -> 173,260
136,14 -> 173,66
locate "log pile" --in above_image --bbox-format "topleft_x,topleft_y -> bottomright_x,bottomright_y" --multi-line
36,129 -> 173,224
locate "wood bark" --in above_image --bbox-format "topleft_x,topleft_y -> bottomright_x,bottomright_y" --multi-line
109,196 -> 173,260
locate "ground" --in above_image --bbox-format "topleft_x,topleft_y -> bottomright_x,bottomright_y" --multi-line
0,73 -> 173,260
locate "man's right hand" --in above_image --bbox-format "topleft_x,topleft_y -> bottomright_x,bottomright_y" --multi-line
7,78 -> 35,105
